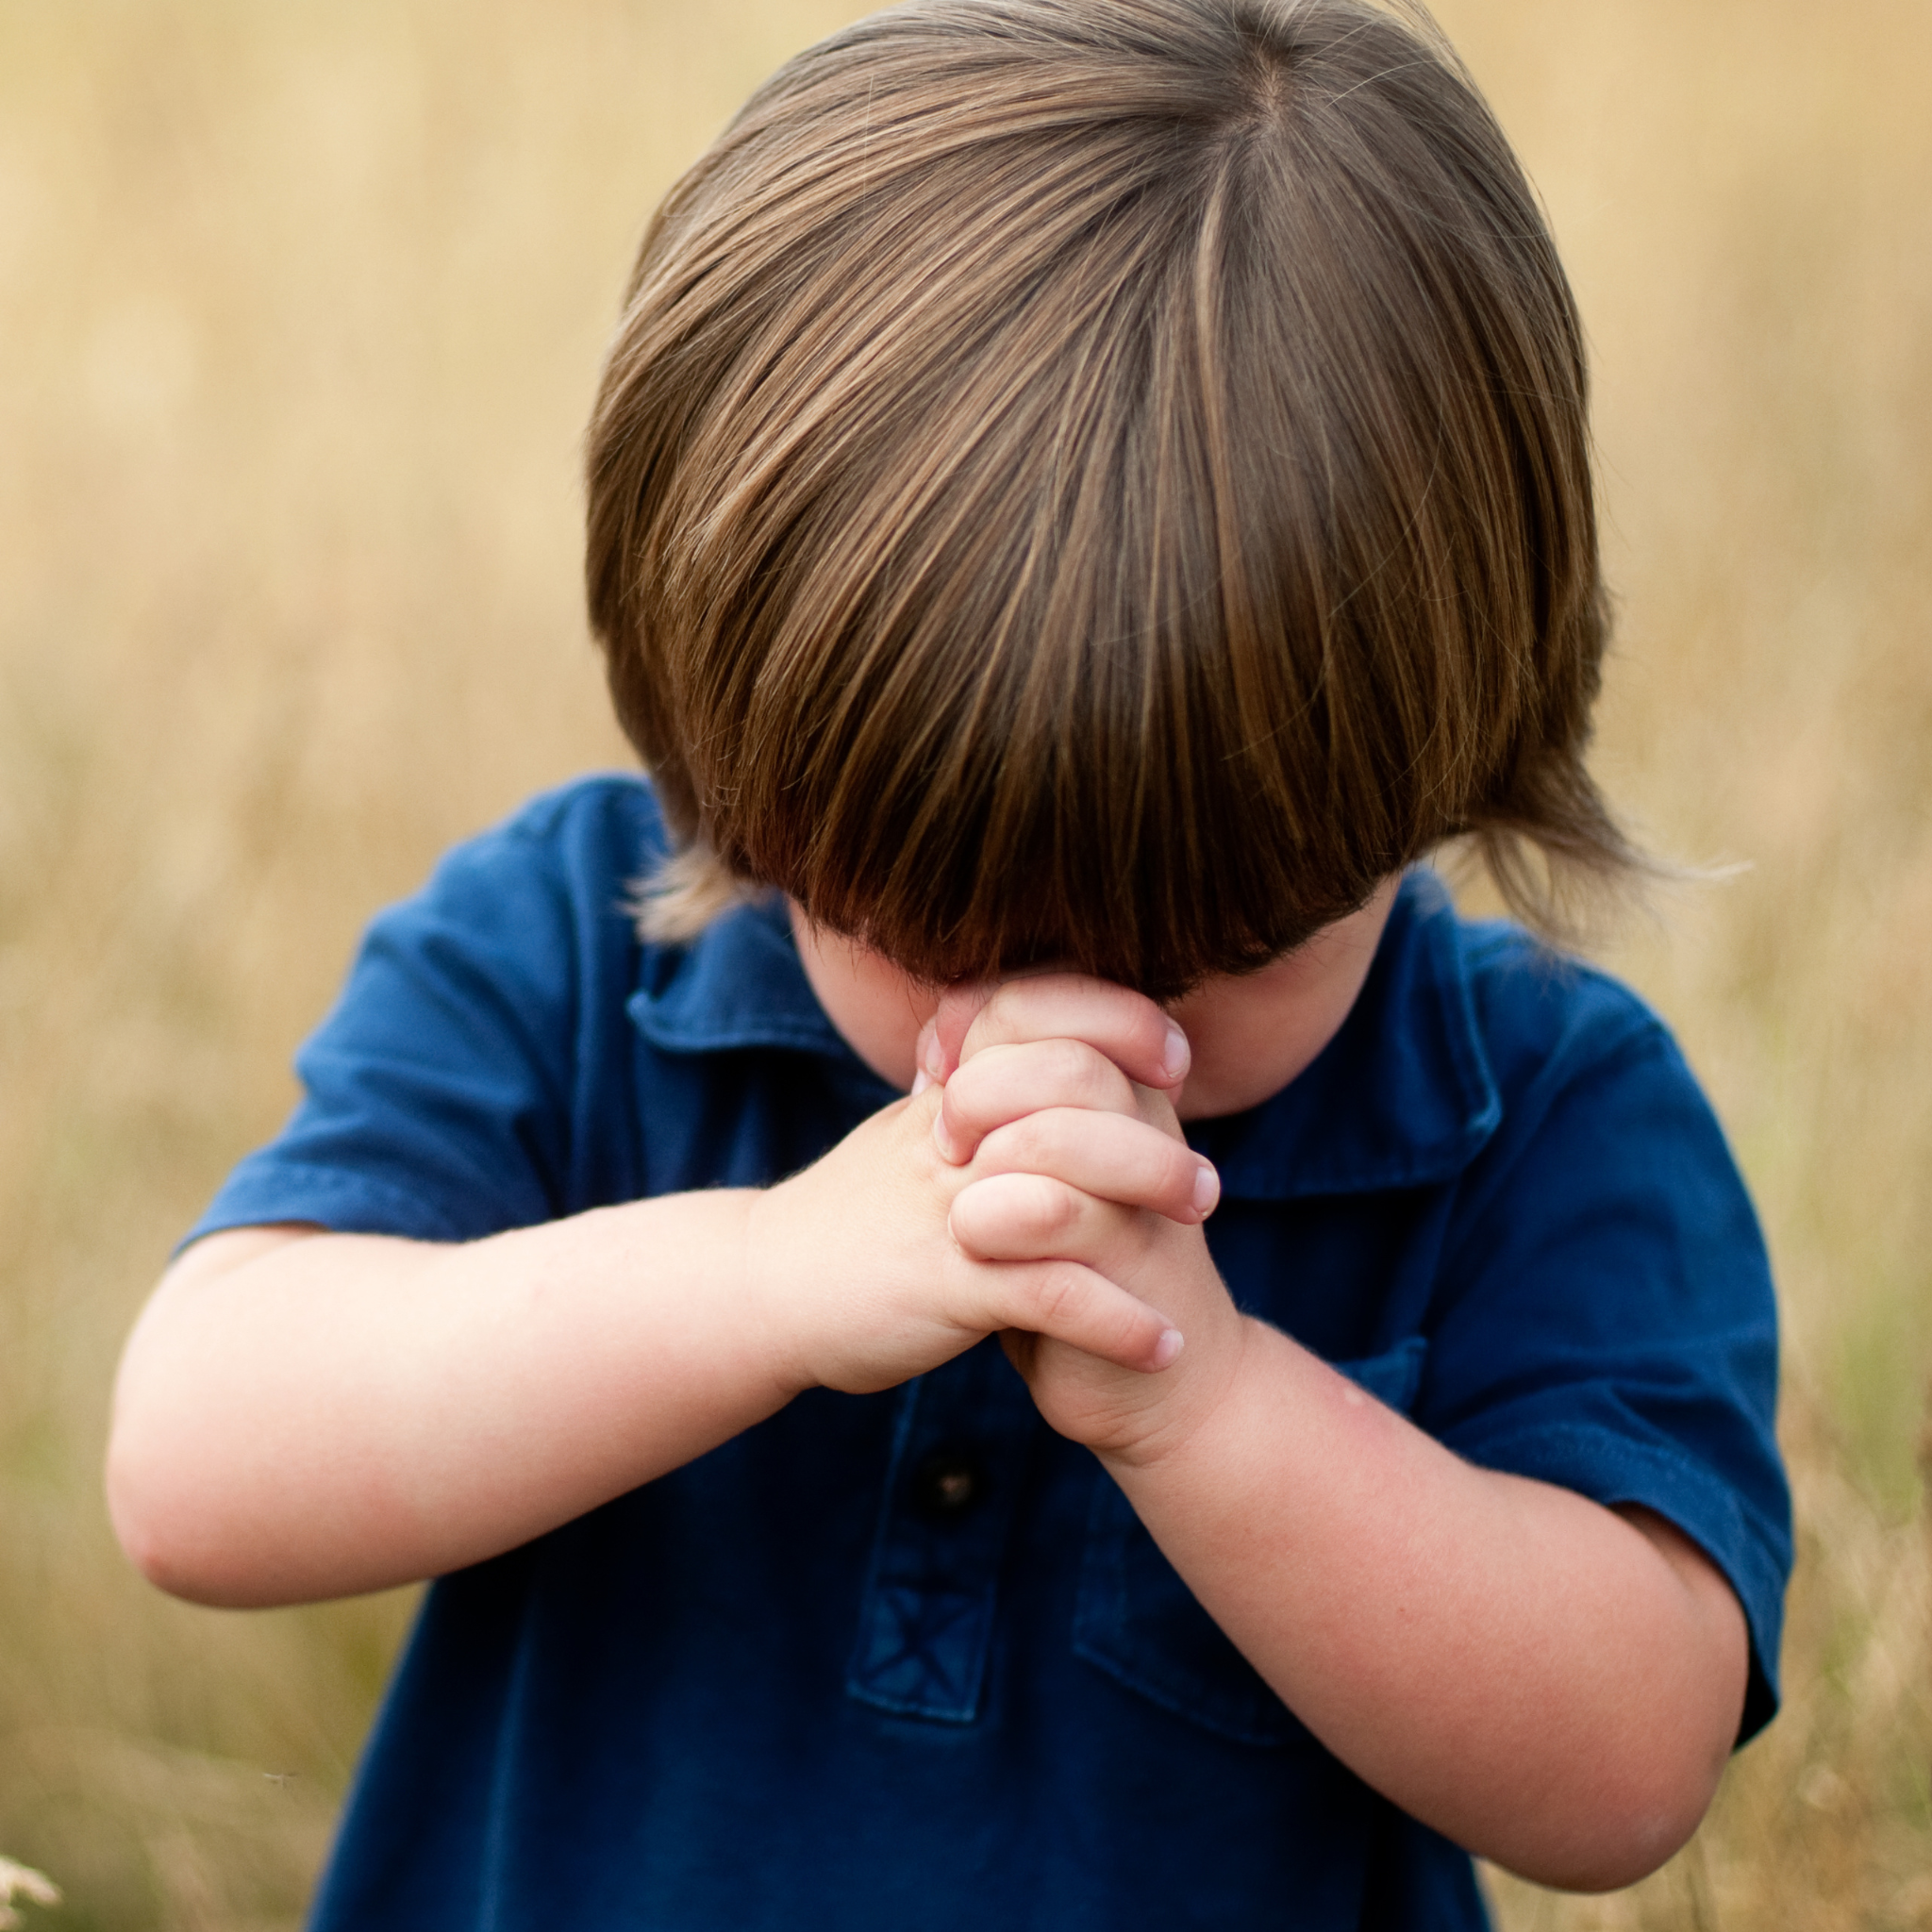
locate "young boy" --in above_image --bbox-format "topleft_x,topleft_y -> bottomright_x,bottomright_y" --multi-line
108,2 -> 1790,1926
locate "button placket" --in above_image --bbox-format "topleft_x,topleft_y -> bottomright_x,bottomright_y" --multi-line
845,1338 -> 1041,1723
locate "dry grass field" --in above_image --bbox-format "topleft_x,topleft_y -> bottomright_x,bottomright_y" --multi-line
1,1 -> 1927,1925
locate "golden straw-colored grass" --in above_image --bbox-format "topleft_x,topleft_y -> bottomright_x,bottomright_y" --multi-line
2,1 -> 1926,1924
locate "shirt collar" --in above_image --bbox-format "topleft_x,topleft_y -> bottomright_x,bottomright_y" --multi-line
627,894 -> 858,1061
626,873 -> 1502,1199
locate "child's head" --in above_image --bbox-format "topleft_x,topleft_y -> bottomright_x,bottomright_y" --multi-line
586,0 -> 1633,1001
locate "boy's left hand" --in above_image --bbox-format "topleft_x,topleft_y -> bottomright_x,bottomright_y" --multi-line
920,976 -> 1250,1466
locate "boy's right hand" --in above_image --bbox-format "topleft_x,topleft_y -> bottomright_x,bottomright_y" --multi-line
743,1032 -> 1211,1399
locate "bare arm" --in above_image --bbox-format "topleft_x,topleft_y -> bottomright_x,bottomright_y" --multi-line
108,1199 -> 777,1607
1091,1321 -> 1747,1891
931,982 -> 1752,1893
107,1081 -> 1205,1608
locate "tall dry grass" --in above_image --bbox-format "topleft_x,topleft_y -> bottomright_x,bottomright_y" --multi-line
0,1 -> 1926,1925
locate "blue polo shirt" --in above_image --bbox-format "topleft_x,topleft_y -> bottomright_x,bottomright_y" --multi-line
190,774 -> 1790,1932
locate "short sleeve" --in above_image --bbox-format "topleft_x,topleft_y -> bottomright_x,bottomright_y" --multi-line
1420,1005 -> 1790,1741
183,780 -> 657,1248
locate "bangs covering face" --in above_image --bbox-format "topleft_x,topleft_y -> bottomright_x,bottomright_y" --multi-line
586,0 -> 1639,995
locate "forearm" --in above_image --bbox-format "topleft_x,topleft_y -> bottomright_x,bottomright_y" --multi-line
108,1086 -> 1184,1610
108,1195 -> 783,1607
1101,1319 -> 1746,1890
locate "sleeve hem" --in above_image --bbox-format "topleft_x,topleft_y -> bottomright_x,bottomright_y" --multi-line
179,1159 -> 480,1252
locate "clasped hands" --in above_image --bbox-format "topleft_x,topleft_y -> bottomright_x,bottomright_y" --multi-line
742,974 -> 1251,1465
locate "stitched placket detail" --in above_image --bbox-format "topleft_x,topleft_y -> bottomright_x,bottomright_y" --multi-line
845,1337 -> 1041,1724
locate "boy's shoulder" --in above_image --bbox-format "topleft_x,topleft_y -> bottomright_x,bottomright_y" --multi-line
1398,871 -> 1723,1169
391,774 -> 672,976
457,770 -> 670,874
1424,881 -> 1682,1086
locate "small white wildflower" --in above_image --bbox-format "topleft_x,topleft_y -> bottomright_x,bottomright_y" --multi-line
0,1857 -> 60,1930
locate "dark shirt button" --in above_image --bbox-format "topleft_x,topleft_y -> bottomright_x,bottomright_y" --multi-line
910,1449 -> 985,1519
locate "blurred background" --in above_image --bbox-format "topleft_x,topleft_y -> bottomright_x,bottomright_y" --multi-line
1,0 -> 1927,1924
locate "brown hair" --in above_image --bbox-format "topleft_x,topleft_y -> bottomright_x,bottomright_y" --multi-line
586,0 -> 1640,999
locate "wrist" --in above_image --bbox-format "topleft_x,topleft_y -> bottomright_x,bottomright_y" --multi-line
737,1183 -> 819,1398
1091,1307 -> 1274,1480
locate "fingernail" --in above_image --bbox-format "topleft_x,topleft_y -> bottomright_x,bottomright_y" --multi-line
1152,1327 -> 1185,1370
1161,1022 -> 1191,1085
923,1030 -> 947,1080
910,1069 -> 932,1096
932,1114 -> 958,1162
1191,1163 -> 1220,1217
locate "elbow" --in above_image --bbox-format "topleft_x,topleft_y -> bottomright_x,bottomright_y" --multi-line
106,1228 -> 338,1607
1483,1540 -> 1748,1892
1492,1747 -> 1728,1893
107,1397 -> 405,1609
108,1501 -> 212,1606
1519,1817 -> 1701,1897
104,1421 -> 199,1601
105,1415 -> 265,1608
